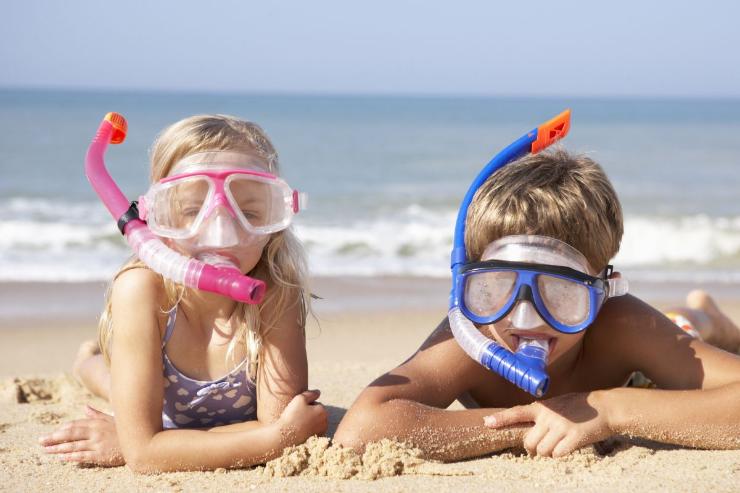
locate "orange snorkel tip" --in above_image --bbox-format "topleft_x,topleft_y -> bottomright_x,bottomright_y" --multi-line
531,109 -> 571,154
104,112 -> 128,144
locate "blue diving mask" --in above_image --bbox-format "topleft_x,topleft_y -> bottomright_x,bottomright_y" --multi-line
460,235 -> 627,334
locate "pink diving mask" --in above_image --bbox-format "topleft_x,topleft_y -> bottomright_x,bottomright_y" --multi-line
139,151 -> 306,249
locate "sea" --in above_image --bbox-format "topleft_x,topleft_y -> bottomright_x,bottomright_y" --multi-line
1,89 -> 739,283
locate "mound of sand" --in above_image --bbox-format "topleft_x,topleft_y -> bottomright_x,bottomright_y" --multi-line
262,436 -> 471,480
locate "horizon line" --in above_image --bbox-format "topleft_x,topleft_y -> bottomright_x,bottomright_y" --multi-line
2,85 -> 740,102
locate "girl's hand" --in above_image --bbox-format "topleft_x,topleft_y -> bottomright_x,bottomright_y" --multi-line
483,392 -> 612,458
277,390 -> 328,445
39,405 -> 124,467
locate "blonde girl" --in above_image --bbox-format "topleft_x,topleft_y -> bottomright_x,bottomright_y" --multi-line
39,115 -> 327,471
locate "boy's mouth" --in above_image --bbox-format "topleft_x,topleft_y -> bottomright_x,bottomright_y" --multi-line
509,332 -> 557,355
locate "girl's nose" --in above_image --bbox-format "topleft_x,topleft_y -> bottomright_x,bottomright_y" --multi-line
197,206 -> 240,248
206,193 -> 237,219
510,300 -> 545,330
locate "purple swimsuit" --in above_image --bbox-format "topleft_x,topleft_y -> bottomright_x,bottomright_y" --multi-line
161,309 -> 258,429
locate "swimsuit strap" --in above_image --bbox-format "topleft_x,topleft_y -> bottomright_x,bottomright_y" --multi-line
161,308 -> 178,349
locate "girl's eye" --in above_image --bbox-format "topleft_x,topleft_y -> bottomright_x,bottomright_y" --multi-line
241,209 -> 261,219
182,207 -> 201,217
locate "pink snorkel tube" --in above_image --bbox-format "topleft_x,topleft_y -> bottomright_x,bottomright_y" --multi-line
84,112 -> 266,304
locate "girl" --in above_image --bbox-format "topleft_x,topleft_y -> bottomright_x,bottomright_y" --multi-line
39,115 -> 327,471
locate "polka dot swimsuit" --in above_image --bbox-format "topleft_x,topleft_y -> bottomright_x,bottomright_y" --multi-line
161,309 -> 257,429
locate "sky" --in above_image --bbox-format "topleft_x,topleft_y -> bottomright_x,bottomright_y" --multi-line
2,0 -> 739,97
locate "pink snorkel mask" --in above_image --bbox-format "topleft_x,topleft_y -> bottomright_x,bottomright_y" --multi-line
84,113 -> 304,304
139,151 -> 305,252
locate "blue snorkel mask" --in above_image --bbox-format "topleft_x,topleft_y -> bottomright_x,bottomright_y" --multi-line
448,110 -> 628,398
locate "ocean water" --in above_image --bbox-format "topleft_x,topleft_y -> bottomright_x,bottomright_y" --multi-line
1,89 -> 739,283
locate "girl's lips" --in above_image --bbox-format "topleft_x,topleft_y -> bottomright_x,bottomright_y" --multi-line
197,252 -> 241,270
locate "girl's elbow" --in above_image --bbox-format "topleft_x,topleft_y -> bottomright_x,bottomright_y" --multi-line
126,455 -> 154,474
124,448 -> 162,474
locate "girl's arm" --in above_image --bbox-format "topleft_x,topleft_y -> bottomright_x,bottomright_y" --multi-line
208,294 -> 325,435
334,319 -> 528,462
255,293 -> 312,423
109,270 -> 324,473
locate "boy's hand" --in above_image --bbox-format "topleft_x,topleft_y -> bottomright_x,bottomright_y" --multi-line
483,392 -> 612,458
277,390 -> 328,445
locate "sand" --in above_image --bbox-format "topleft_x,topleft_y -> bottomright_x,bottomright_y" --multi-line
1,276 -> 739,492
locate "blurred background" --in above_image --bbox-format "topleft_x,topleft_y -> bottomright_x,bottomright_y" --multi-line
1,1 -> 739,321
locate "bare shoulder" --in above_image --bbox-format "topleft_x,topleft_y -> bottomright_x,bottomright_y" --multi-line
261,287 -> 305,342
111,267 -> 163,301
109,267 -> 168,339
359,317 -> 491,408
587,295 -> 667,344
587,294 -> 740,389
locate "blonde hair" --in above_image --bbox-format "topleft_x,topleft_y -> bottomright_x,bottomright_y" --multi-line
98,115 -> 310,380
465,148 -> 623,272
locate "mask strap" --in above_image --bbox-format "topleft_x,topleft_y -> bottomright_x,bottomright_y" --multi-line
603,266 -> 629,298
608,277 -> 629,298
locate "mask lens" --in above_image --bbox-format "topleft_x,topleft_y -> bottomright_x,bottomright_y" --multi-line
536,274 -> 591,326
150,177 -> 210,236
227,176 -> 288,231
464,270 -> 517,319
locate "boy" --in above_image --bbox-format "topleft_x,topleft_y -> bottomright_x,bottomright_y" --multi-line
334,145 -> 740,461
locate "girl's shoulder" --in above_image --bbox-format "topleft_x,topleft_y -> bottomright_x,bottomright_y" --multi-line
112,267 -> 165,300
110,267 -> 170,338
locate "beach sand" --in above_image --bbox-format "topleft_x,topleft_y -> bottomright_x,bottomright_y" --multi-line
1,277 -> 739,492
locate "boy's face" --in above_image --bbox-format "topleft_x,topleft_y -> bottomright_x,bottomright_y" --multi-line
471,236 -> 599,364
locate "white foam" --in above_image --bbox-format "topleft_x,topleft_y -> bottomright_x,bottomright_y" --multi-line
2,199 -> 740,282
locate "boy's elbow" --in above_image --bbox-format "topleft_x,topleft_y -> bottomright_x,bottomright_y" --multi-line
334,399 -> 390,450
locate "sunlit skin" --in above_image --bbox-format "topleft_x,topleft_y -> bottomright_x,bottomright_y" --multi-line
334,240 -> 740,461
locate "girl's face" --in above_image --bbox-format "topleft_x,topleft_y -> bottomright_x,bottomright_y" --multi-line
161,150 -> 276,274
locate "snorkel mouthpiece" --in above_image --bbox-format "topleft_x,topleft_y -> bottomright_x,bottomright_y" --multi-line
195,253 -> 267,304
448,308 -> 550,397
448,110 -> 570,397
84,113 -> 266,304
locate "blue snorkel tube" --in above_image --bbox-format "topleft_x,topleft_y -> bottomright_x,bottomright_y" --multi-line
448,110 -> 571,398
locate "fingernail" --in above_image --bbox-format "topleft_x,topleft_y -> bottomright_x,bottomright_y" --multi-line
483,416 -> 496,426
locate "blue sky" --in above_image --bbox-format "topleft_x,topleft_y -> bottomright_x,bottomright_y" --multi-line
2,0 -> 739,97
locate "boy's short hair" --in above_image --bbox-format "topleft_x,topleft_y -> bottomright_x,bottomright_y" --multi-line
465,148 -> 623,272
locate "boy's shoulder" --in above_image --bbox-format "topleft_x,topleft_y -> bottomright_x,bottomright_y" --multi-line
583,294 -> 694,379
588,294 -> 669,344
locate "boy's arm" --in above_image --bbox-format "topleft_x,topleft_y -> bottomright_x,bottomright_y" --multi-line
334,318 -> 528,462
601,296 -> 740,449
488,296 -> 740,455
